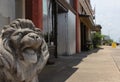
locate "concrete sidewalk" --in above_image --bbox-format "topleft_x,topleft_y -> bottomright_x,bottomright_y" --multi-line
38,46 -> 120,82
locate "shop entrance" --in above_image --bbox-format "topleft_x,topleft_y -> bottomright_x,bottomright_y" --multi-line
81,22 -> 87,51
43,0 -> 67,58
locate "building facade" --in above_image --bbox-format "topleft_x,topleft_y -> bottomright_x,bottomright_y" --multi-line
92,24 -> 102,33
0,0 -> 96,57
41,0 -> 76,57
76,0 -> 95,51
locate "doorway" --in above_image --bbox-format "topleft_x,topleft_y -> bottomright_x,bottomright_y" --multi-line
42,0 -> 68,58
81,22 -> 87,51
52,1 -> 68,57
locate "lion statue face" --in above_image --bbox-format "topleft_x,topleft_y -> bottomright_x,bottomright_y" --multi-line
10,28 -> 42,63
0,19 -> 49,82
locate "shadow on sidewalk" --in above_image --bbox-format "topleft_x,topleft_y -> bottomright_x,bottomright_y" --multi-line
38,47 -> 103,82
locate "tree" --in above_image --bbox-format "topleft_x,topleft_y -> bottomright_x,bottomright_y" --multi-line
102,35 -> 113,46
92,32 -> 103,48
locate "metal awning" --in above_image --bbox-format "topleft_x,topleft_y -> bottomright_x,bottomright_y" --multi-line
79,14 -> 94,28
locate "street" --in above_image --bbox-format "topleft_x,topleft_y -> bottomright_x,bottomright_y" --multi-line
39,46 -> 120,82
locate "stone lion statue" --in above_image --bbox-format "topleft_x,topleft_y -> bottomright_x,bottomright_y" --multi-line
0,19 -> 49,82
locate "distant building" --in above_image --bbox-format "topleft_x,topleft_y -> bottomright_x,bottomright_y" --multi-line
104,35 -> 111,40
92,24 -> 102,33
102,35 -> 112,45
91,24 -> 102,45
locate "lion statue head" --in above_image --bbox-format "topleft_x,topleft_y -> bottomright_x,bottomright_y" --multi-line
0,19 -> 49,82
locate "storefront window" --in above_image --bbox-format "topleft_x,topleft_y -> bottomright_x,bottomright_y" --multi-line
43,0 -> 53,45
43,0 -> 47,15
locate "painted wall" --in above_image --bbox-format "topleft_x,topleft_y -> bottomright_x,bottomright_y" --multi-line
57,10 -> 76,55
15,0 -> 25,18
57,13 -> 68,55
67,10 -> 76,55
0,0 -> 15,21
0,0 -> 25,30
0,0 -> 15,29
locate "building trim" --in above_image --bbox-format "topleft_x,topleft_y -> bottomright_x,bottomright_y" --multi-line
56,0 -> 76,14
75,0 -> 81,53
79,14 -> 94,28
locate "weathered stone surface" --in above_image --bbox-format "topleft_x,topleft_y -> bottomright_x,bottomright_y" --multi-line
0,19 -> 49,82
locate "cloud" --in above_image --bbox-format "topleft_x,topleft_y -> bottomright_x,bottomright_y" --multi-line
91,0 -> 120,42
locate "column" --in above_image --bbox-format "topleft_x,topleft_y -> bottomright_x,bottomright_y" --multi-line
25,0 -> 43,30
75,0 -> 81,53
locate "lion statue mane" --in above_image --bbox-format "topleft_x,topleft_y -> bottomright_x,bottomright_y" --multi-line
0,19 -> 49,82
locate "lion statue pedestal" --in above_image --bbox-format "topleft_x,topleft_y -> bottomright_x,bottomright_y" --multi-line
0,19 -> 49,82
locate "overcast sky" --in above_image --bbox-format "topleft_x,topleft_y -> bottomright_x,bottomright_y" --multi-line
91,0 -> 120,42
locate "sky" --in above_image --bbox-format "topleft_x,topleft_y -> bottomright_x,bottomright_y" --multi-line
91,0 -> 120,42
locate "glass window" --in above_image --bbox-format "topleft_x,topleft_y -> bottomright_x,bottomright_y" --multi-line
43,0 -> 48,15
43,0 -> 53,45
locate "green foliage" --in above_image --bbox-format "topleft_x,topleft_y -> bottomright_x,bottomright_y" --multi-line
88,44 -> 93,50
92,32 -> 103,48
102,35 -> 113,45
